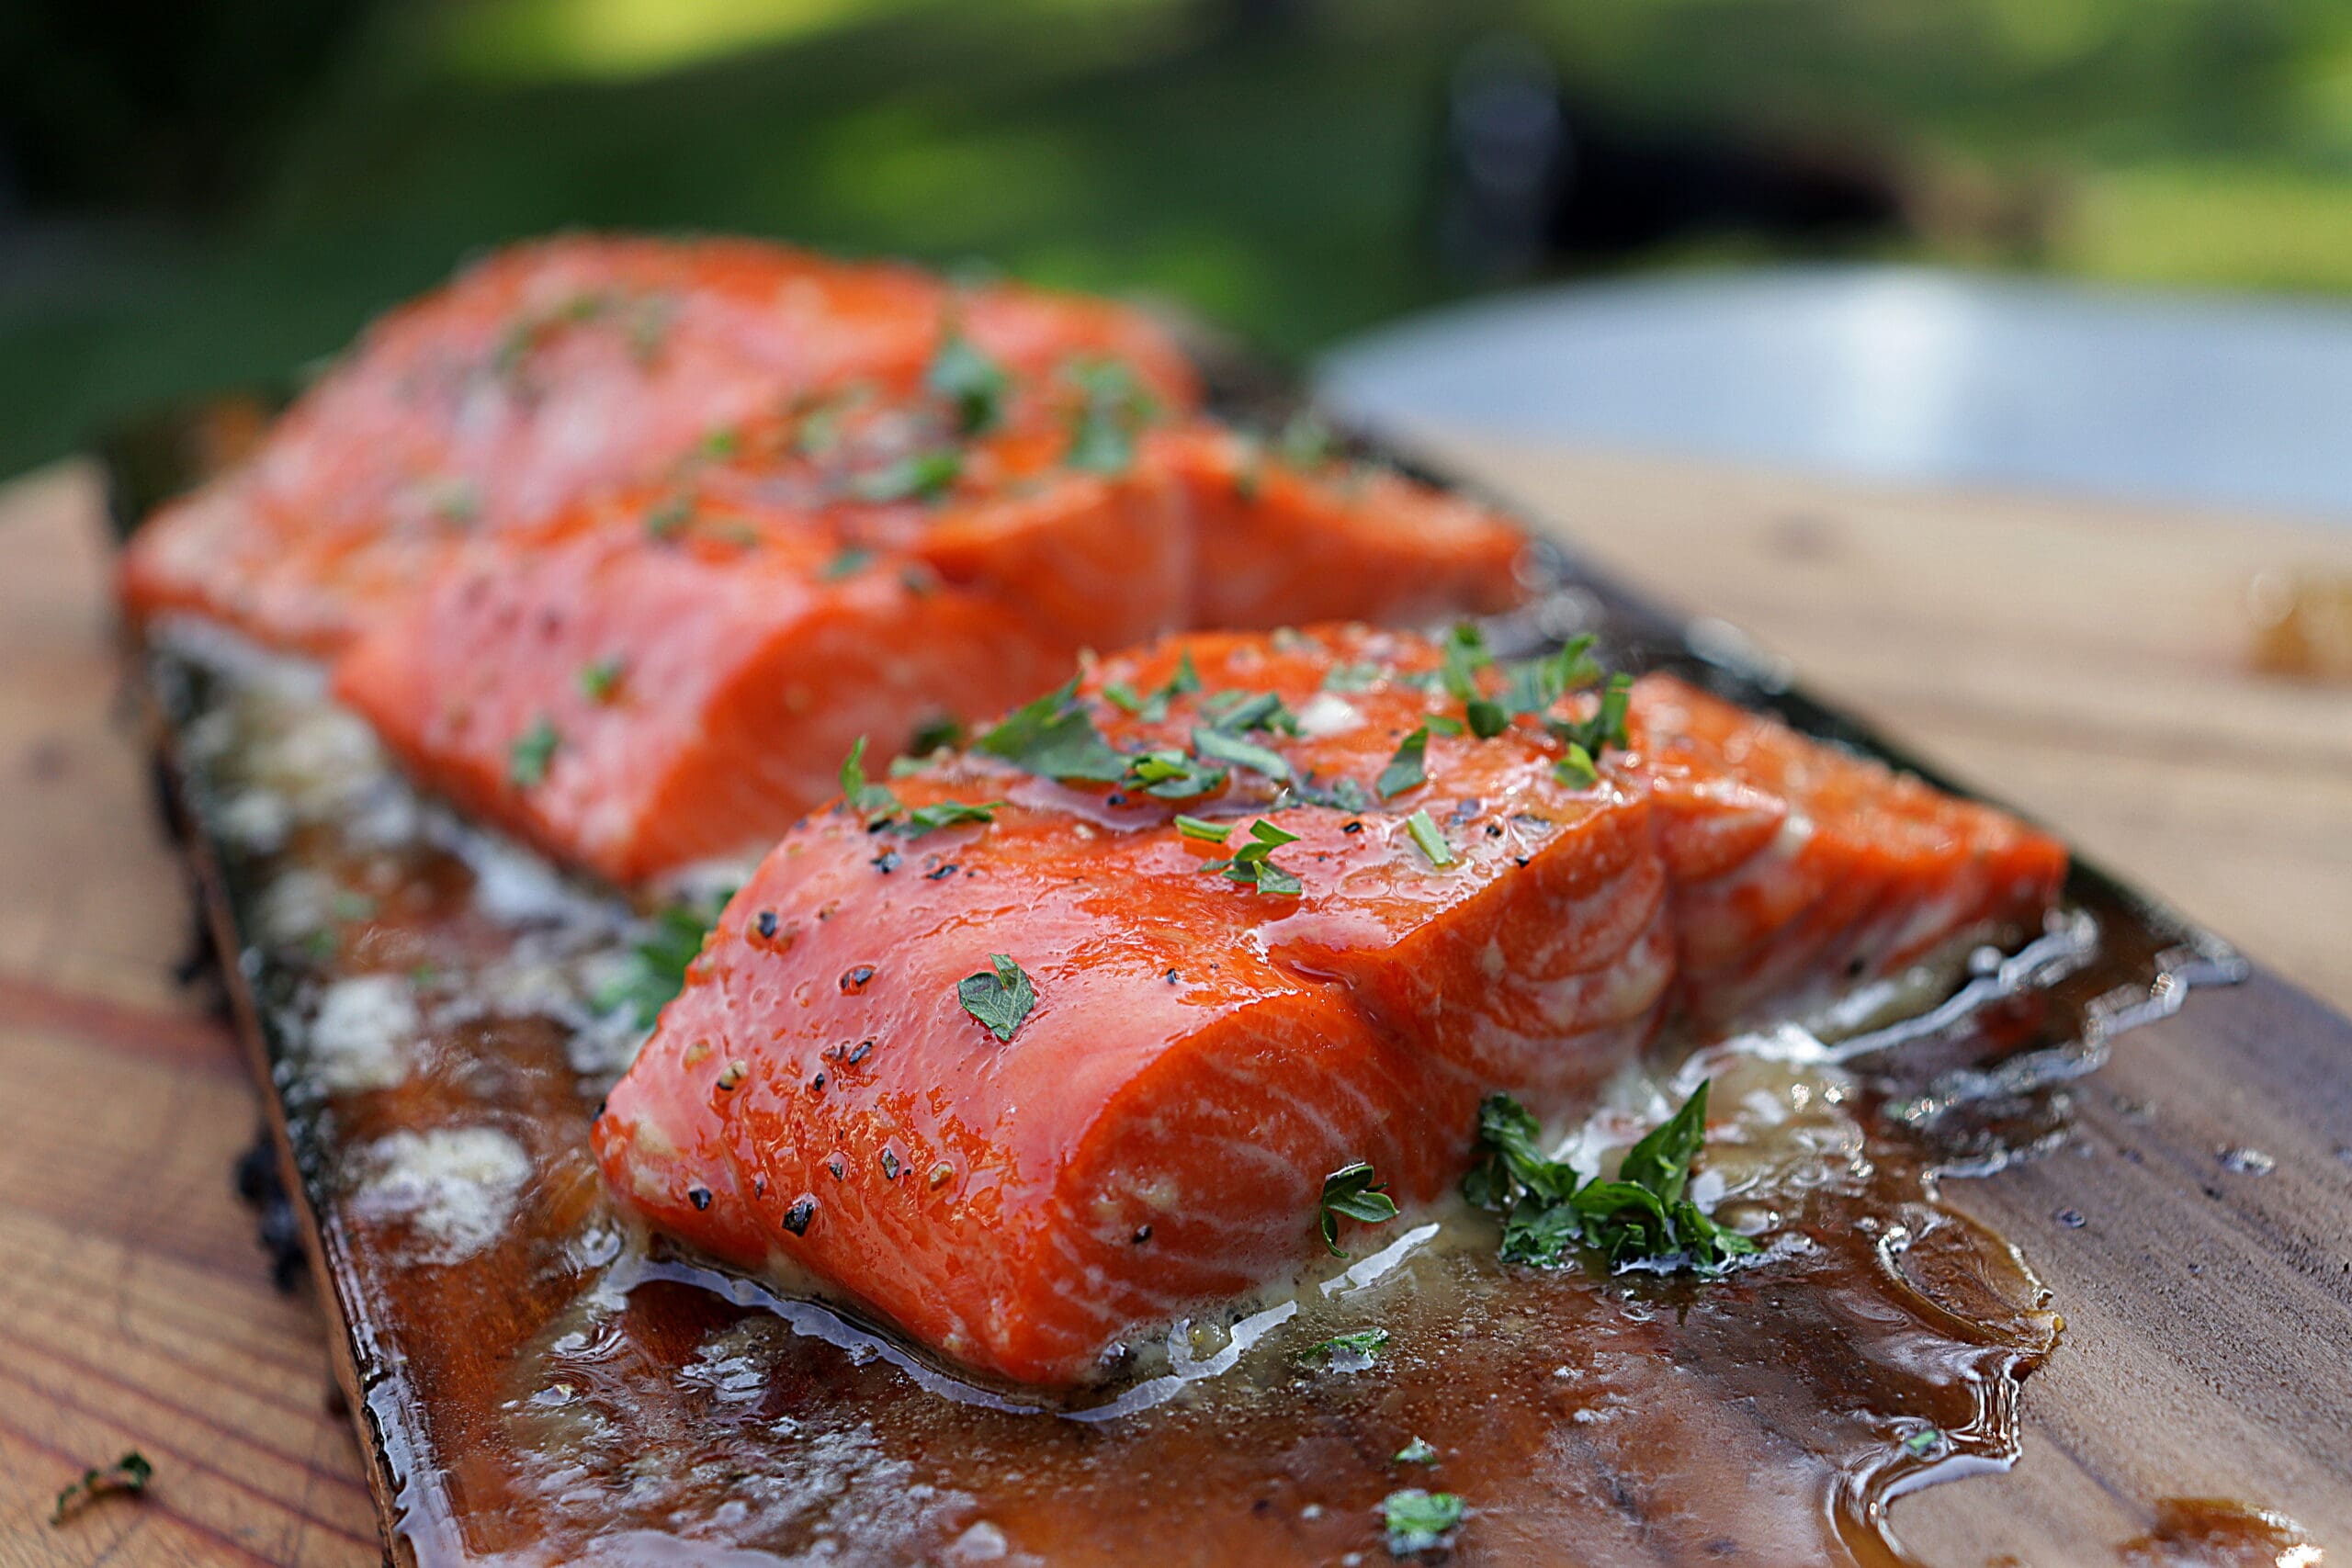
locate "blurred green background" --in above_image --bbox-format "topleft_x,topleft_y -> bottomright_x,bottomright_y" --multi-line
6,0 -> 2352,481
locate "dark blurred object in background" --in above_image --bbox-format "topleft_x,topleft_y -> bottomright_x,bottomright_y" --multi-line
1435,34 -> 1906,286
0,0 -> 379,215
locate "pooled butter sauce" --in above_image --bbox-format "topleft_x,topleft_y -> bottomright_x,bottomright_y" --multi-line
152,624 -> 2269,1566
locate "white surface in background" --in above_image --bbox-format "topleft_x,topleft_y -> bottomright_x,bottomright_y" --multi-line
1317,265 -> 2352,524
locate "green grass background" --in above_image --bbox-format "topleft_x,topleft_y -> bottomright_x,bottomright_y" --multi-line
7,0 -> 2352,480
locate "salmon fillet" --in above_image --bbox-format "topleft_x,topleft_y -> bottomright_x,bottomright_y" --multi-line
1149,424 -> 1531,629
593,629 -> 2066,1384
119,234 -> 1199,653
331,384 -> 1190,884
1626,674 -> 2069,1032
593,626 -> 1678,1383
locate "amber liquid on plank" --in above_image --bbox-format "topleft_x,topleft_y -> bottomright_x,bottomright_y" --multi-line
168,626 -> 2170,1567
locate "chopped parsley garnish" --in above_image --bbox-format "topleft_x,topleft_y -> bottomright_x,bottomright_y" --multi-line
840,738 -> 998,837
1309,1327 -> 1391,1361
1294,773 -> 1373,812
1901,1427 -> 1945,1458
838,737 -> 899,818
1403,807 -> 1453,868
596,896 -> 728,1029
1124,747 -> 1228,799
1463,1082 -> 1758,1273
977,678 -> 1128,781
699,426 -> 740,460
1317,1160 -> 1399,1256
1064,358 -> 1157,475
1553,742 -> 1599,790
1173,814 -> 1231,842
1192,724 -> 1290,783
1376,727 -> 1430,798
1393,1438 -> 1439,1466
956,953 -> 1036,1043
926,332 -> 1011,435
643,494 -> 694,540
577,656 -> 625,703
50,1450 -> 153,1527
509,717 -> 560,789
1550,671 -> 1633,758
1198,816 -> 1304,896
908,714 -> 963,756
1380,1489 -> 1465,1557
820,547 -> 875,581
1504,634 -> 1601,715
899,800 -> 1000,835
849,447 -> 962,504
1202,689 -> 1298,736
1104,650 -> 1204,722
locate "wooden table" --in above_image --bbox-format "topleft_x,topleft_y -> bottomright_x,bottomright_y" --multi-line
2,446 -> 2346,1567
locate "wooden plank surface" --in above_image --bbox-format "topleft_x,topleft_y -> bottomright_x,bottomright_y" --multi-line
1,443 -> 2346,1566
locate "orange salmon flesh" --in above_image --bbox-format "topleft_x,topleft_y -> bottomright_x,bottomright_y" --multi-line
593,626 -> 2064,1384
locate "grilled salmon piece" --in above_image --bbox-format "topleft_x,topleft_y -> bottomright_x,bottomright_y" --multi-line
1148,424 -> 1532,630
119,234 -> 1198,653
331,380 -> 1191,884
593,626 -> 1674,1383
1627,674 -> 2069,1033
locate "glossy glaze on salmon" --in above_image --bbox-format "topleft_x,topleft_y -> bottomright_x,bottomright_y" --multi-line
1628,675 -> 2069,1032
592,626 -> 2064,1384
118,234 -> 1200,654
1149,423 -> 1531,629
332,376 -> 1187,884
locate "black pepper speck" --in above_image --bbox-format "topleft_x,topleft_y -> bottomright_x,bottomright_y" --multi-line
687,1186 -> 712,1211
783,1197 -> 817,1235
840,965 -> 876,992
754,909 -> 778,940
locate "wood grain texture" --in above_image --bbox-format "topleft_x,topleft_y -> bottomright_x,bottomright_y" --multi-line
0,461 -> 374,1568
4,439 -> 2349,1565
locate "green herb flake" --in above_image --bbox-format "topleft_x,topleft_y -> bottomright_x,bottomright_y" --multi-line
1404,808 -> 1453,869
1124,747 -> 1227,799
926,332 -> 1011,436
1376,727 -> 1430,798
1550,671 -> 1634,758
1393,1438 -> 1439,1466
820,547 -> 876,581
837,737 -> 900,818
1174,815 -> 1231,843
594,896 -> 729,1029
643,494 -> 694,540
1317,1160 -> 1400,1256
899,799 -> 1000,837
1192,724 -> 1291,783
509,717 -> 560,789
977,678 -> 1128,782
1902,1427 -> 1945,1458
956,953 -> 1036,1043
699,426 -> 740,460
50,1450 -> 153,1527
578,656 -> 626,704
1322,660 -> 1384,693
1064,358 -> 1158,476
1308,1326 -> 1391,1362
1201,817 -> 1305,897
849,447 -> 963,504
1464,1081 -> 1759,1274
1553,742 -> 1599,790
1380,1489 -> 1466,1557
908,714 -> 964,757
